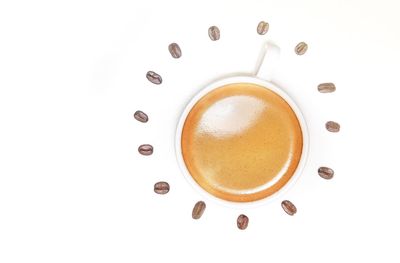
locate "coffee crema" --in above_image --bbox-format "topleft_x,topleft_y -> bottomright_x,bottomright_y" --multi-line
181,83 -> 303,202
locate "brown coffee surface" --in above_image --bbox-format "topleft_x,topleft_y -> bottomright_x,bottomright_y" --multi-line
181,83 -> 303,202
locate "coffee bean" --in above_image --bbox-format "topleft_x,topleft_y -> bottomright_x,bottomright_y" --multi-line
318,83 -> 336,93
192,201 -> 206,220
281,200 -> 297,216
154,181 -> 170,194
326,121 -> 340,133
208,26 -> 220,41
138,144 -> 153,156
134,110 -> 148,123
168,43 -> 182,58
237,214 -> 249,230
257,21 -> 269,35
146,71 -> 162,85
295,42 -> 308,55
318,167 -> 334,180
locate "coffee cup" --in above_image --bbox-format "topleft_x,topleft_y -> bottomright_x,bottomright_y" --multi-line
175,43 -> 309,207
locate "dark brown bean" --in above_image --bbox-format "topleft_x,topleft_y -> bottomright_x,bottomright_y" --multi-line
281,200 -> 297,216
168,43 -> 182,58
295,42 -> 308,55
134,110 -> 148,123
257,21 -> 269,35
146,71 -> 162,85
318,167 -> 334,180
318,83 -> 336,93
192,201 -> 206,220
138,144 -> 153,156
237,214 -> 249,230
208,26 -> 220,41
154,181 -> 170,194
326,121 -> 340,133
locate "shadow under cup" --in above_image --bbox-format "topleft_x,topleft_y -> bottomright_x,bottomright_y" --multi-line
178,81 -> 305,203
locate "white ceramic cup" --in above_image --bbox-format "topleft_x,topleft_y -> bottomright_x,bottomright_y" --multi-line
175,43 -> 309,208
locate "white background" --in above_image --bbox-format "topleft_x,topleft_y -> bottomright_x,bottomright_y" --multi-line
1,0 -> 400,262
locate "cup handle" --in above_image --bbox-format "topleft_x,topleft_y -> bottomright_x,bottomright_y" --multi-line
255,42 -> 280,81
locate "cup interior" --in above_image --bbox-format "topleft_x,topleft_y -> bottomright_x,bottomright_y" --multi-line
175,76 -> 309,208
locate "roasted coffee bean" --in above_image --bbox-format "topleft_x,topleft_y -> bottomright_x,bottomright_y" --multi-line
208,26 -> 220,41
192,201 -> 206,219
318,167 -> 334,180
154,181 -> 170,194
318,83 -> 336,93
146,71 -> 162,85
295,42 -> 308,55
237,214 -> 249,230
326,121 -> 340,133
281,200 -> 297,216
168,43 -> 182,58
138,144 -> 153,156
257,21 -> 269,35
134,110 -> 148,123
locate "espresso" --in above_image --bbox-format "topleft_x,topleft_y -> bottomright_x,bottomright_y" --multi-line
181,83 -> 303,202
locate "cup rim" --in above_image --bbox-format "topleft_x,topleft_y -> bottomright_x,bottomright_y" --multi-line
175,76 -> 309,208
